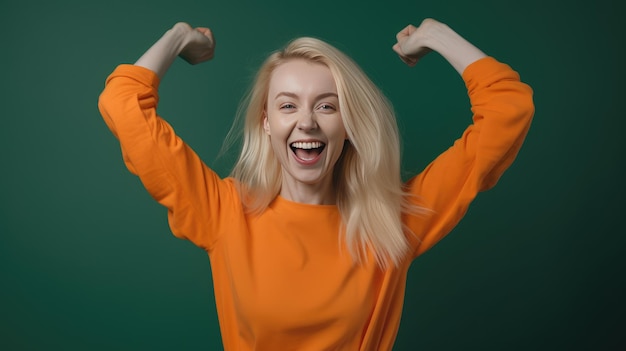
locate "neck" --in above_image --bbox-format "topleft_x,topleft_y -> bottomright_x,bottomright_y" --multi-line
279,176 -> 336,205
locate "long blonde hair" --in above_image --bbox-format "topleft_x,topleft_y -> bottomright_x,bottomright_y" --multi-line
230,37 -> 425,268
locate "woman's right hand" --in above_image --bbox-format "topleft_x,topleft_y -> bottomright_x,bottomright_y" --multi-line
174,22 -> 216,65
392,19 -> 438,67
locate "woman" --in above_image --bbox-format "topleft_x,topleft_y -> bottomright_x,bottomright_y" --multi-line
98,18 -> 534,350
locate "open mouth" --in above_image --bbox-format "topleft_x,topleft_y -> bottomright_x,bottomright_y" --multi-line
290,141 -> 326,162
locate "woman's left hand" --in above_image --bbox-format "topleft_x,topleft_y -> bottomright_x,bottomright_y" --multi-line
392,18 -> 487,74
177,22 -> 216,65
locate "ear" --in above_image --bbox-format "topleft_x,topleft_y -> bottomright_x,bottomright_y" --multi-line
263,111 -> 271,135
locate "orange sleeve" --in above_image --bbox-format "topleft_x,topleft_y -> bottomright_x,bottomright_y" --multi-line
404,57 -> 535,257
97,64 -> 237,251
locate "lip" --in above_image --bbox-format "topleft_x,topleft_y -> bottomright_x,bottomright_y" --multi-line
290,138 -> 325,144
289,139 -> 326,166
291,149 -> 324,166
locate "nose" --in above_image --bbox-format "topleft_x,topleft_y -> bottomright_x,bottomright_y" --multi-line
296,111 -> 318,131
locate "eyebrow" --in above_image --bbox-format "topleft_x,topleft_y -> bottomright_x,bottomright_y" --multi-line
274,92 -> 339,100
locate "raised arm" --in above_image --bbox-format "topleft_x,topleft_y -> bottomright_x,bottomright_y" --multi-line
394,19 -> 535,257
135,22 -> 215,78
98,23 -> 233,252
392,18 -> 486,74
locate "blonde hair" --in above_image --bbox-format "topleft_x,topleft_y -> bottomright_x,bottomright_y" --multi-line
229,37 -> 426,268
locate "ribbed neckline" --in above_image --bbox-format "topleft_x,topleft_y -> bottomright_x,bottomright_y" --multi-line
269,195 -> 339,215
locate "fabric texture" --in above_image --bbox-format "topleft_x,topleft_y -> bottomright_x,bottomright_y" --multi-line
98,56 -> 534,350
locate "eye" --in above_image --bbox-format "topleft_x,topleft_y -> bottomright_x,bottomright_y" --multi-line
317,104 -> 336,111
280,103 -> 296,110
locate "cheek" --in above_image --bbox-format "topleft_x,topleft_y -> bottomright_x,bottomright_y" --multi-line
328,125 -> 348,157
329,119 -> 348,141
267,121 -> 292,154
267,116 -> 296,138
334,113 -> 347,139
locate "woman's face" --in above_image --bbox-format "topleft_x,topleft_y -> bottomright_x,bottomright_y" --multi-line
264,59 -> 347,198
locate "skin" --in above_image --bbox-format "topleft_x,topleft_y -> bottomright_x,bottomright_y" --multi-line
135,22 -> 215,78
134,18 -> 487,203
391,18 -> 486,75
263,59 -> 346,204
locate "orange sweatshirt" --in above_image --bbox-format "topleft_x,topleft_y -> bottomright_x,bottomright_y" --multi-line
98,57 -> 534,350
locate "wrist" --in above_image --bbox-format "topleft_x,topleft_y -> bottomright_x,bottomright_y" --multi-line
165,23 -> 192,56
425,22 -> 487,74
134,23 -> 191,78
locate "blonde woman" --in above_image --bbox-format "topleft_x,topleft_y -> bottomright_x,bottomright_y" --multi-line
98,18 -> 534,350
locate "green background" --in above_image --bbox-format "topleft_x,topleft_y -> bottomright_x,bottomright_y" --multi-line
1,0 -> 624,349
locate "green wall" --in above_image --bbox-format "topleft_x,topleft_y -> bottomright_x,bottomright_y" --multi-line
1,0 -> 624,349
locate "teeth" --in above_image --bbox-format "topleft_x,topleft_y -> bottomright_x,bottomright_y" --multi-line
291,141 -> 323,149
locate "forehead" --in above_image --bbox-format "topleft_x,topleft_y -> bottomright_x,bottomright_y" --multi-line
268,59 -> 337,97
